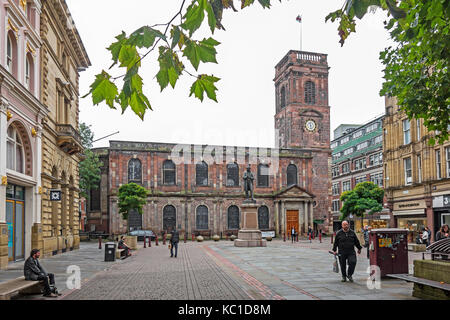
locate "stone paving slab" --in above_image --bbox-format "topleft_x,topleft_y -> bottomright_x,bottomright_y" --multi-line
0,238 -> 421,300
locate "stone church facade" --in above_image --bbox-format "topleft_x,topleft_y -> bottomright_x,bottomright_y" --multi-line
89,50 -> 332,238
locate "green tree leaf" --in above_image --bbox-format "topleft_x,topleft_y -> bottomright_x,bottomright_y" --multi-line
84,71 -> 118,109
190,74 -> 220,102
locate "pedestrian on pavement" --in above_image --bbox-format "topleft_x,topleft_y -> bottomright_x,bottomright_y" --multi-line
118,236 -> 131,257
308,226 -> 313,238
421,227 -> 429,246
170,228 -> 180,258
424,227 -> 432,245
363,225 -> 371,259
332,220 -> 362,283
291,227 -> 296,243
436,224 -> 449,241
24,249 -> 60,297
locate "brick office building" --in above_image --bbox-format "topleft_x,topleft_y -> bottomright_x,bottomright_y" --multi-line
331,115 -> 390,232
89,50 -> 332,238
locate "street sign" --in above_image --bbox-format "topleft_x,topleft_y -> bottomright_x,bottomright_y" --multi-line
50,190 -> 62,201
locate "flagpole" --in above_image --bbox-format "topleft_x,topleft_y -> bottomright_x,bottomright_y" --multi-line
296,14 -> 303,52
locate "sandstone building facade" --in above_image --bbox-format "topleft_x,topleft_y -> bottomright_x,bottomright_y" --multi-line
384,97 -> 450,243
89,50 -> 332,238
38,0 -> 89,257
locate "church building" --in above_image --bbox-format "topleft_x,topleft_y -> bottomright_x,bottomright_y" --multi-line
89,50 -> 332,238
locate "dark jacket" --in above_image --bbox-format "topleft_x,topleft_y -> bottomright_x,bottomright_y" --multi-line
24,257 -> 47,281
170,230 -> 179,243
332,229 -> 362,254
363,230 -> 370,246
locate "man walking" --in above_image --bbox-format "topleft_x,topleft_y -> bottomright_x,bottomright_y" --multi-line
291,227 -> 296,243
363,225 -> 371,259
332,221 -> 362,282
24,249 -> 60,297
170,228 -> 180,258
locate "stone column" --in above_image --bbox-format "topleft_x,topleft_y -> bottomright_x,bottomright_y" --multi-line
280,201 -> 285,237
299,203 -> 304,235
304,201 -> 309,234
309,201 -> 314,230
0,99 -> 8,269
274,201 -> 279,237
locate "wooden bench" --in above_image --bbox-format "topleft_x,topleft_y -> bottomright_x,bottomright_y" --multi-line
387,273 -> 450,297
0,276 -> 43,300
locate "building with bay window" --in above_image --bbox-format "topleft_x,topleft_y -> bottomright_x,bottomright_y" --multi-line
331,115 -> 388,232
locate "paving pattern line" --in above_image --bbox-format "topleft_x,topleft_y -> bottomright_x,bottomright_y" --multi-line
202,245 -> 285,300
209,244 -> 321,300
198,244 -> 253,300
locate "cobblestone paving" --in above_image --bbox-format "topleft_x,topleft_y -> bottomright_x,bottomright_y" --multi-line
205,239 -> 419,300
0,238 -> 422,300
63,241 -> 251,300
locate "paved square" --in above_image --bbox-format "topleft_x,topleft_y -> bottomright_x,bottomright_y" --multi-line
0,239 -> 418,300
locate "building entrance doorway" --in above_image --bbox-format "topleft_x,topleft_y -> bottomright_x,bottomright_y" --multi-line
6,184 -> 25,262
286,210 -> 299,237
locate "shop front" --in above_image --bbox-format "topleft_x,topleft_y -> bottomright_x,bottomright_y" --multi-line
393,199 -> 428,243
433,194 -> 450,238
6,184 -> 25,261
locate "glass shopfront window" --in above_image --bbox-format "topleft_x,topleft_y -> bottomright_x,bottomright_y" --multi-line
397,217 -> 427,243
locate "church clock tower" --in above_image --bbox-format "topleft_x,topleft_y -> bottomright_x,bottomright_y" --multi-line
273,50 -> 332,233
274,50 -> 330,150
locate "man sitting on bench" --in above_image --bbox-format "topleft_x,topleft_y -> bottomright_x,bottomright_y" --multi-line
24,249 -> 60,298
118,236 -> 132,258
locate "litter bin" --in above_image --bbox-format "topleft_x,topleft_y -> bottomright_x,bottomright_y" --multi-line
369,228 -> 408,277
105,242 -> 116,262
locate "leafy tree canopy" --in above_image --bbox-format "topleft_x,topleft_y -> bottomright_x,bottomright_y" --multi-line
79,122 -> 101,199
339,181 -> 384,221
85,0 -> 449,143
118,183 -> 148,220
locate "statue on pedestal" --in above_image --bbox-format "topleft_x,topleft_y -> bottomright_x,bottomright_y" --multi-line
243,164 -> 255,203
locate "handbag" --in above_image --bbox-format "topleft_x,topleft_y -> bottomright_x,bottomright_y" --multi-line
332,255 -> 340,273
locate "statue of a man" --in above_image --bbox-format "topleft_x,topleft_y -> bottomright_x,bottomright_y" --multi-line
243,164 -> 255,202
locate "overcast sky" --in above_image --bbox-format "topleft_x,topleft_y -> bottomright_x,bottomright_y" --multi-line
66,0 -> 392,149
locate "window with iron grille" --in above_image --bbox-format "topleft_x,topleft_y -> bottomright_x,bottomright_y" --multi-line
163,205 -> 176,231
304,81 -> 316,104
280,86 -> 286,109
257,164 -> 269,187
228,206 -> 240,230
128,159 -> 142,183
163,160 -> 176,185
258,206 -> 269,230
287,164 -> 297,186
227,163 -> 239,186
196,205 -> 209,230
196,161 -> 208,186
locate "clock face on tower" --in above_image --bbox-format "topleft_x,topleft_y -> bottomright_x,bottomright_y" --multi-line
305,119 -> 316,132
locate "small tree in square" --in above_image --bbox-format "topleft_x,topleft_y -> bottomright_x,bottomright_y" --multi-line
339,181 -> 384,227
117,183 -> 148,232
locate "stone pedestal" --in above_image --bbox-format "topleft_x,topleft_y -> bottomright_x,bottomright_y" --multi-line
0,223 -> 9,270
234,203 -> 267,247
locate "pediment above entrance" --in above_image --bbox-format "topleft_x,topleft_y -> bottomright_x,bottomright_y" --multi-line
274,185 -> 315,199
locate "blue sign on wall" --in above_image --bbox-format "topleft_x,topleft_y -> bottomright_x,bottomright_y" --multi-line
7,223 -> 13,248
